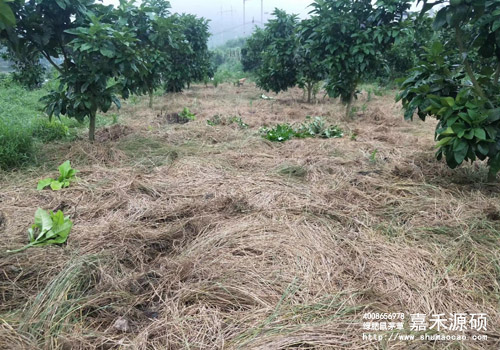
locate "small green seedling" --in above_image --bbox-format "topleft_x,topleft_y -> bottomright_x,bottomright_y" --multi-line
229,116 -> 249,129
206,114 -> 222,126
37,160 -> 78,191
207,115 -> 248,129
180,107 -> 196,121
370,149 -> 378,163
7,208 -> 73,253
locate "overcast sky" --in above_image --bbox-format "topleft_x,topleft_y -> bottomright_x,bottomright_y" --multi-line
103,0 -> 418,47
171,0 -> 314,45
102,0 -> 313,45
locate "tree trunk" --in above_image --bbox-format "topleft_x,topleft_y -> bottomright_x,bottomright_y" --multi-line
345,90 -> 355,119
149,90 -> 153,109
455,27 -> 492,107
89,109 -> 96,142
307,82 -> 312,103
345,100 -> 352,119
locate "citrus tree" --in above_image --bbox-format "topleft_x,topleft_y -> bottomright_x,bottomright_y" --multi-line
163,14 -> 212,92
243,10 -> 325,103
398,0 -> 500,181
307,0 -> 412,117
298,18 -> 326,102
255,9 -> 299,94
367,14 -> 434,84
241,27 -> 268,73
1,0 -> 149,141
41,15 -> 148,141
110,0 -> 172,108
0,0 -> 47,90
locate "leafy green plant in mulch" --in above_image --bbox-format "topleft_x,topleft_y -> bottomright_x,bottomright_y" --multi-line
295,116 -> 344,139
179,107 -> 196,121
260,123 -> 297,142
206,115 -> 248,129
37,160 -> 78,191
7,208 -> 73,253
261,116 -> 343,142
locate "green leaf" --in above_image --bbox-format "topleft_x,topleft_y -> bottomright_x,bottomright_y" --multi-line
50,181 -> 63,191
54,0 -> 66,10
442,97 -> 455,107
452,124 -> 466,137
45,214 -> 73,243
488,153 -> 500,179
37,178 -> 54,191
436,137 -> 453,147
100,48 -> 115,58
453,142 -> 468,164
7,208 -> 73,253
477,143 -> 489,156
0,0 -> 16,27
487,108 -> 500,122
493,20 -> 500,32
28,227 -> 36,242
111,95 -> 121,109
464,129 -> 475,140
474,128 -> 487,140
440,127 -> 455,136
58,160 -> 72,179
485,126 -> 497,139
433,8 -> 448,30
34,208 -> 53,235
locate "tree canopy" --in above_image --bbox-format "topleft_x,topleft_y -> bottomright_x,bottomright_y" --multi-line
0,0 -> 212,141
398,0 -> 500,180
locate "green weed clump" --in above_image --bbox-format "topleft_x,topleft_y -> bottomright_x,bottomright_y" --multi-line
206,115 -> 248,128
261,117 -> 343,142
295,116 -> 344,139
0,76 -> 47,169
260,123 -> 296,142
0,119 -> 34,170
32,118 -> 69,142
0,76 -> 89,169
180,107 -> 196,121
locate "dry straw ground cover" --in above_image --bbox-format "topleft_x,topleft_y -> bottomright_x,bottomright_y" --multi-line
0,83 -> 499,349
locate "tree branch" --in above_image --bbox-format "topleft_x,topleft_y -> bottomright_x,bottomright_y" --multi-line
455,26 -> 491,106
39,50 -> 63,74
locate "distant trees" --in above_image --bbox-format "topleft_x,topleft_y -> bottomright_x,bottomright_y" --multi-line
0,0 -> 212,141
241,27 -> 268,73
242,1 -> 411,107
241,9 -> 325,103
307,0 -> 412,117
164,14 -> 212,92
255,10 -> 299,95
297,18 -> 327,103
